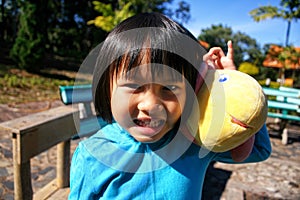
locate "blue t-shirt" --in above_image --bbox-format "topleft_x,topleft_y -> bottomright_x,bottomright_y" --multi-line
69,123 -> 271,200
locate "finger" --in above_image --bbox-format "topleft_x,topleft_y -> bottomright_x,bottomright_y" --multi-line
203,53 -> 218,69
203,53 -> 210,62
210,47 -> 225,58
216,59 -> 224,69
226,40 -> 233,60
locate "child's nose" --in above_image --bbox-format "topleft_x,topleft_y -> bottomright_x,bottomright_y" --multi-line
137,92 -> 163,113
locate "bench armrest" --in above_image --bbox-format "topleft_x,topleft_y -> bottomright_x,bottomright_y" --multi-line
0,106 -> 79,164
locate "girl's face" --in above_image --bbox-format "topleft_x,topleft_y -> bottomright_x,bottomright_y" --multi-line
111,65 -> 186,143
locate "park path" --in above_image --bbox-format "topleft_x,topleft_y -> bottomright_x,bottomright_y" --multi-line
0,101 -> 299,200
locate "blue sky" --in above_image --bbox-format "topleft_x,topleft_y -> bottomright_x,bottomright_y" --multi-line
173,0 -> 300,47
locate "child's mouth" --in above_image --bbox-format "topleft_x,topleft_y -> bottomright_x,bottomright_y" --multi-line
133,119 -> 165,128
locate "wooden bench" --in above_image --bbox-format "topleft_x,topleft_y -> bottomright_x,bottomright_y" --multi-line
262,87 -> 300,144
0,106 -> 79,200
0,84 -> 106,200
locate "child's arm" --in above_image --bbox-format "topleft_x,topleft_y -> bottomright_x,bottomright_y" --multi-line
203,41 -> 265,162
213,124 -> 272,163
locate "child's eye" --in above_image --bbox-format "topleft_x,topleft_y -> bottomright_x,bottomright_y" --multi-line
125,83 -> 140,89
163,85 -> 178,91
124,83 -> 143,92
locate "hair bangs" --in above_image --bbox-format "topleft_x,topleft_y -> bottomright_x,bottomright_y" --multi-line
112,48 -> 196,86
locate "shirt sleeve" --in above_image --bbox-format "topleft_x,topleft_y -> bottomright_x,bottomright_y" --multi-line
213,124 -> 272,163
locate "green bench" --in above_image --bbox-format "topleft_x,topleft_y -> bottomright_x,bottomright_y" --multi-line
59,84 -> 107,139
262,87 -> 300,144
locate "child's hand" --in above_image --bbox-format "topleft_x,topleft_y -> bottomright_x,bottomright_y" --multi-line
230,135 -> 255,162
202,41 -> 254,162
203,41 -> 236,70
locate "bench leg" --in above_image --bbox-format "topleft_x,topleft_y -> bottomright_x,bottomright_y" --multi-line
13,137 -> 33,200
281,128 -> 289,145
57,140 -> 70,188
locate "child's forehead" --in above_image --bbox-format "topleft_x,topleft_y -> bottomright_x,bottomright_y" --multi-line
117,64 -> 184,83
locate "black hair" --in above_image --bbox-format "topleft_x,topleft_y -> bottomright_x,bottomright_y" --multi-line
92,12 -> 206,123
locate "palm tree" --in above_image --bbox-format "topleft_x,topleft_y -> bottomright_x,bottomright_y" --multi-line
249,0 -> 300,47
250,0 -> 300,86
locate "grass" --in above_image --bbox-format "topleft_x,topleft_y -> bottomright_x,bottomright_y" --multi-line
0,64 -> 92,104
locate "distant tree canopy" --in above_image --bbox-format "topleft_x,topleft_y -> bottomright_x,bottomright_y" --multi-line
198,24 -> 264,68
4,0 -> 104,71
88,0 -> 191,32
1,0 -> 190,71
10,1 -> 46,71
249,0 -> 300,46
238,62 -> 259,76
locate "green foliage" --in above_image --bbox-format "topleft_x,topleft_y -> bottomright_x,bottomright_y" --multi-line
257,79 -> 281,88
88,1 -> 135,32
9,1 -> 45,72
238,62 -> 259,76
257,64 -> 279,81
249,6 -> 280,22
0,72 -> 73,89
88,0 -> 191,32
0,64 -> 91,104
249,0 -> 300,46
250,0 -> 300,22
3,0 -> 107,72
198,25 -> 262,67
278,46 -> 300,69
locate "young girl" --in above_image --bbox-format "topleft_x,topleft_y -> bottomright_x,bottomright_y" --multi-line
69,12 -> 271,200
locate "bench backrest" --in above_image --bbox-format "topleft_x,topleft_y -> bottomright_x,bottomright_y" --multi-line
262,87 -> 300,99
59,84 -> 108,139
59,84 -> 93,105
262,87 -> 300,114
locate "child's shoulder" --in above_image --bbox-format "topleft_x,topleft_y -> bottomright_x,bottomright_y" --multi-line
78,122 -> 139,156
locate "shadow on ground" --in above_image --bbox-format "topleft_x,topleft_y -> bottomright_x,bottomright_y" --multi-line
202,161 -> 232,200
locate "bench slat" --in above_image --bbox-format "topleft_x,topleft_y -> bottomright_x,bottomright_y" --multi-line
263,87 -> 300,98
59,85 -> 92,105
267,100 -> 300,112
268,112 -> 300,122
279,86 -> 300,95
276,96 -> 300,105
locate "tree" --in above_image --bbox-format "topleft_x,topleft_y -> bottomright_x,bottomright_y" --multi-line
46,0 -> 105,57
88,0 -> 191,32
10,1 -> 46,72
198,24 -> 263,68
7,0 -> 106,71
277,45 -> 300,84
238,62 -> 259,76
0,0 -> 18,45
87,0 -> 135,32
249,0 -> 300,47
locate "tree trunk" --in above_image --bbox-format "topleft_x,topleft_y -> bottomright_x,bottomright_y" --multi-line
285,20 -> 291,47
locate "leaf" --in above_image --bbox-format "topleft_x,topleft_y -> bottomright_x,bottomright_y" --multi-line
249,6 -> 280,22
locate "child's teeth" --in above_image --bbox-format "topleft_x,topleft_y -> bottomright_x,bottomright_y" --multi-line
137,120 -> 162,128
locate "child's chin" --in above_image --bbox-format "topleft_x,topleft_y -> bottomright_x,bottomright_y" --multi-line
130,127 -> 167,143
